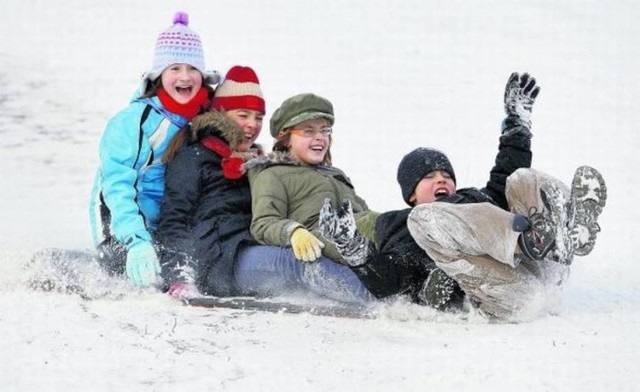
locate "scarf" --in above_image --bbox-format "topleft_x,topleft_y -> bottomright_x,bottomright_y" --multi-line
201,136 -> 245,180
157,87 -> 209,121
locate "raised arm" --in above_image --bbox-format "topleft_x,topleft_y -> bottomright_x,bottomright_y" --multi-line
484,72 -> 539,209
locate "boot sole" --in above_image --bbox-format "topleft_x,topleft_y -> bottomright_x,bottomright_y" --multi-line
569,166 -> 607,256
540,182 -> 573,265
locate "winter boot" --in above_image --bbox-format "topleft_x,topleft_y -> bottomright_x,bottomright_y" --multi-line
517,182 -> 573,264
567,166 -> 607,256
318,198 -> 370,266
417,268 -> 465,312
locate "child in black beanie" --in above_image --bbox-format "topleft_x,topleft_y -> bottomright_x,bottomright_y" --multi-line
320,73 -> 607,321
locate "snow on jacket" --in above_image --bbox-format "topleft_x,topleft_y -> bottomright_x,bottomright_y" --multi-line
246,153 -> 373,265
89,96 -> 189,249
158,111 -> 259,296
352,117 -> 533,300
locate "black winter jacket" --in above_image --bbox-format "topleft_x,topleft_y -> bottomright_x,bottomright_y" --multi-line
158,112 -> 260,296
351,117 -> 532,301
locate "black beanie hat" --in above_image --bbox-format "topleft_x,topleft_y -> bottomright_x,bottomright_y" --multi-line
397,147 -> 456,205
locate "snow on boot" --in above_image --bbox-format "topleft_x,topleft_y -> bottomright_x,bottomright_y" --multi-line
541,182 -> 575,264
318,198 -> 369,266
417,268 -> 464,312
568,166 -> 607,256
518,182 -> 573,264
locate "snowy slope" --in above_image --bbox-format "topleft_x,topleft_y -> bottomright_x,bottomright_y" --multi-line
1,0 -> 638,390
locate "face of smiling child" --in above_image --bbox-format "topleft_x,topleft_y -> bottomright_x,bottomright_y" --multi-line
160,63 -> 203,104
409,170 -> 457,205
286,118 -> 332,165
225,109 -> 264,152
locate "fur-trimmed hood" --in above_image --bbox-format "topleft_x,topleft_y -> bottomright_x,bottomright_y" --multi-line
244,150 -> 335,172
244,150 -> 299,172
189,111 -> 245,150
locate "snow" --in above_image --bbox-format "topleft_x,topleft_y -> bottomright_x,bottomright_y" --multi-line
1,0 -> 639,390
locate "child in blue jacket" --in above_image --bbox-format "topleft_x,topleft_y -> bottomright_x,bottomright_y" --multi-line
89,12 -> 218,287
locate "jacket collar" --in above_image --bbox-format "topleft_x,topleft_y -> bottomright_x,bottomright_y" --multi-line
189,111 -> 245,150
244,150 -> 334,173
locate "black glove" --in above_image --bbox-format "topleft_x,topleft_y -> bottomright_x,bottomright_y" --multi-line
503,72 -> 540,128
318,198 -> 369,266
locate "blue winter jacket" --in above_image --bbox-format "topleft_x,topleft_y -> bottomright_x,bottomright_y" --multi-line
89,96 -> 188,249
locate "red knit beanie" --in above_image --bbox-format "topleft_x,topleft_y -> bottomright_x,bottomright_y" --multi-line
211,66 -> 265,114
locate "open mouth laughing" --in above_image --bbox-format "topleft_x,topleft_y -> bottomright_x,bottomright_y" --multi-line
434,188 -> 450,198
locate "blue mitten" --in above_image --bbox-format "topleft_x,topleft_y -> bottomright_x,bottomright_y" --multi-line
126,241 -> 161,287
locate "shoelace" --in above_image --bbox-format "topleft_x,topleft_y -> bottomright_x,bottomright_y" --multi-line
527,206 -> 545,228
526,206 -> 550,247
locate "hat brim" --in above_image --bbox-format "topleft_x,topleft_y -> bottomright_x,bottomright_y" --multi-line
140,69 -> 221,95
141,68 -> 220,85
282,112 -> 335,130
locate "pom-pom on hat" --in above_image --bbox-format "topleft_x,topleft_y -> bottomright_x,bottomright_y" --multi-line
397,147 -> 457,205
141,11 -> 220,94
212,66 -> 265,114
269,93 -> 334,137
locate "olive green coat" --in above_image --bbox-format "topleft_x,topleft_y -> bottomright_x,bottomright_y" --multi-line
246,151 -> 371,265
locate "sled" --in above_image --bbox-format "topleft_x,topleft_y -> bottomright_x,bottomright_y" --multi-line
28,248 -> 377,319
185,296 -> 376,319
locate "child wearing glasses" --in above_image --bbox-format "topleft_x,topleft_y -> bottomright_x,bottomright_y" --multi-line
247,93 -> 378,267
238,93 -> 377,302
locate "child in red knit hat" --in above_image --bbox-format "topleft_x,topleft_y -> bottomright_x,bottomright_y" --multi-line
159,65 -> 266,299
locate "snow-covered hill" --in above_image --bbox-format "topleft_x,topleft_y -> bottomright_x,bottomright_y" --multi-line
1,1 -> 638,390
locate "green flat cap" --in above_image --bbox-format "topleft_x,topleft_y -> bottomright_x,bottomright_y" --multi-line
270,93 -> 334,137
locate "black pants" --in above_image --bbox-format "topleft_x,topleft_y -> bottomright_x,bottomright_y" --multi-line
349,249 -> 431,301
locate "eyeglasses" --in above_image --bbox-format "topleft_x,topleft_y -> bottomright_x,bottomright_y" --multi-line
289,127 -> 333,137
